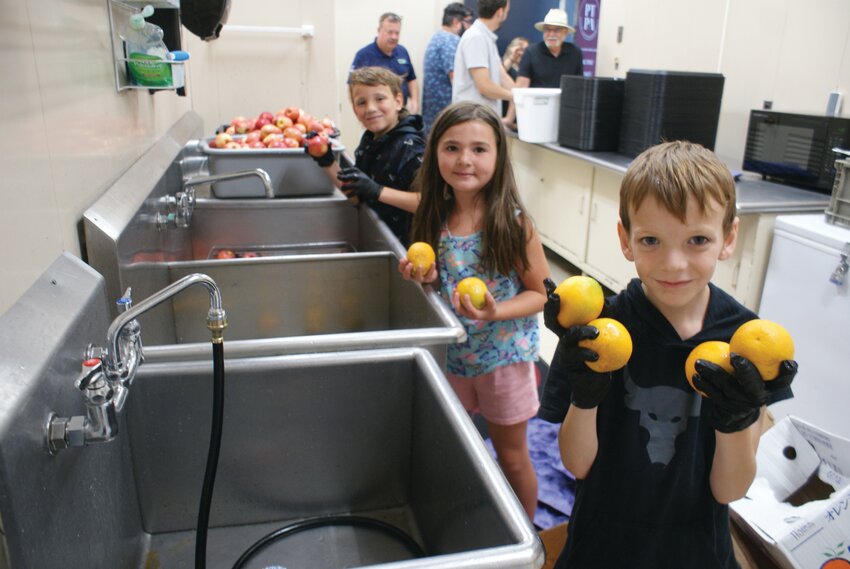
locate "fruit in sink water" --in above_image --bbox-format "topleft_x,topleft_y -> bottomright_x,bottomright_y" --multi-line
579,317 -> 632,372
215,249 -> 236,260
729,319 -> 794,380
685,341 -> 733,395
456,277 -> 488,310
553,275 -> 604,328
406,242 -> 435,277
306,133 -> 330,158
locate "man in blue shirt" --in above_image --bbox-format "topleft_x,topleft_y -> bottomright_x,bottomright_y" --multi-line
350,12 -> 420,114
422,3 -> 473,134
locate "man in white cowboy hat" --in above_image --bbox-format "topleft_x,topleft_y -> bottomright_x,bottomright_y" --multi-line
505,8 -> 583,125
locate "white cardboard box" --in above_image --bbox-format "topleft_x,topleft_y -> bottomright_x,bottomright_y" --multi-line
730,416 -> 850,569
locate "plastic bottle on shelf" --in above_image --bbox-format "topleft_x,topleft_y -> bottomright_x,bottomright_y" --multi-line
167,50 -> 189,88
122,4 -> 172,87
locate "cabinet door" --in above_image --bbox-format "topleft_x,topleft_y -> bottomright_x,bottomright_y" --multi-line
538,153 -> 593,265
712,213 -> 777,311
584,168 -> 636,292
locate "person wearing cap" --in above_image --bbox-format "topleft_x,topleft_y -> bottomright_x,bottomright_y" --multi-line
451,0 -> 515,123
422,2 -> 473,134
505,9 -> 583,126
350,12 -> 420,114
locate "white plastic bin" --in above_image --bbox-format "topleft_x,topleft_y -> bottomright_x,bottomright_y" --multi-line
513,88 -> 561,143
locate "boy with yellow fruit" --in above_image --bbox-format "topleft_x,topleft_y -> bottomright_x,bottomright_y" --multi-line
540,141 -> 798,569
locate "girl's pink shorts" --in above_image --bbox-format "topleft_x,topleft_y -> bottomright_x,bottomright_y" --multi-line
446,360 -> 540,426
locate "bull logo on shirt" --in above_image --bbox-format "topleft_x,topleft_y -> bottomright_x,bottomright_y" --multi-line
624,374 -> 701,466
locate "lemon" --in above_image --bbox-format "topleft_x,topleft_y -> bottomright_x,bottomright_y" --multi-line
685,341 -> 733,395
407,242 -> 436,277
578,317 -> 633,373
729,319 -> 794,381
553,275 -> 604,328
456,277 -> 488,310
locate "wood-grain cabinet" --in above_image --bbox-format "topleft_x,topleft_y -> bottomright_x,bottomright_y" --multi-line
509,138 -> 775,310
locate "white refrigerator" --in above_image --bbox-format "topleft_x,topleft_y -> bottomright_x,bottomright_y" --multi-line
758,214 -> 850,438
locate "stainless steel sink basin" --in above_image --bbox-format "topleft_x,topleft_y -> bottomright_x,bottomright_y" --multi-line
0,254 -> 542,568
127,349 -> 543,568
131,251 -> 464,363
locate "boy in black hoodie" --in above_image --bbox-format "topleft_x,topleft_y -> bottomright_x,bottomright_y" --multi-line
540,141 -> 797,568
311,66 -> 424,246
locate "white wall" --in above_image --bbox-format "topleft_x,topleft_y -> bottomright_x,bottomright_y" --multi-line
1,0 -> 849,316
594,0 -> 850,166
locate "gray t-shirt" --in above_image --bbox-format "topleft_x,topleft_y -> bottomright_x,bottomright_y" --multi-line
451,19 -> 502,115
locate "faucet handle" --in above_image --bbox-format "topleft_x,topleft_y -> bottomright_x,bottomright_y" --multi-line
117,288 -> 133,312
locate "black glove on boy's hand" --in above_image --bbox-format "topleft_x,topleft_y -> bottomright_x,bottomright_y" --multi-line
691,355 -> 765,433
337,166 -> 383,202
539,324 -> 612,422
304,131 -> 335,167
542,277 -> 567,337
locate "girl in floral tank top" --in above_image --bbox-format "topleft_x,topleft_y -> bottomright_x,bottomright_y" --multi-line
399,102 -> 550,521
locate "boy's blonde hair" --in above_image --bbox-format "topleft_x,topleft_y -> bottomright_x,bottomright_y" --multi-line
619,140 -> 737,235
348,67 -> 410,120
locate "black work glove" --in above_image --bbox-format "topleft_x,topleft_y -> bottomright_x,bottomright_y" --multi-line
539,324 -> 612,421
304,131 -> 335,167
691,354 -> 796,433
542,277 -> 567,336
337,166 -> 383,203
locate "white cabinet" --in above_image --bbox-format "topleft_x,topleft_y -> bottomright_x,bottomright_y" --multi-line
583,168 -> 637,291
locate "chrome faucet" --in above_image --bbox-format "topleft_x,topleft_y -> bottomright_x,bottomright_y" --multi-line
829,242 -> 850,286
183,168 -> 274,199
46,273 -> 227,454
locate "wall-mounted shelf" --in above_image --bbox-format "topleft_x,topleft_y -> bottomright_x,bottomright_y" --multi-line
107,0 -> 186,95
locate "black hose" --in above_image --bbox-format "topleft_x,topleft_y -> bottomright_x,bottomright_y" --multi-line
231,514 -> 426,569
196,341 -> 226,569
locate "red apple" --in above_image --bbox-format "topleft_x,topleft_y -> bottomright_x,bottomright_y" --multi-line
224,125 -> 236,135
240,251 -> 259,258
215,249 -> 236,260
259,124 -> 282,137
254,117 -> 272,130
320,116 -> 336,130
214,132 -> 233,148
306,134 -> 329,158
267,138 -> 286,149
293,123 -> 307,134
224,141 -> 241,149
284,106 -> 302,123
263,133 -> 283,146
281,137 -> 300,149
274,114 -> 293,130
230,115 -> 246,127
247,141 -> 266,149
245,130 -> 263,144
283,127 -> 303,144
258,111 -> 274,123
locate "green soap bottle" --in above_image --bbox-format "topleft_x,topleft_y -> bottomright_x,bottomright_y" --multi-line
122,4 -> 172,87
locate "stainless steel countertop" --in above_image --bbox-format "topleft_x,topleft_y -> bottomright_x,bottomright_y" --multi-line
509,133 -> 831,215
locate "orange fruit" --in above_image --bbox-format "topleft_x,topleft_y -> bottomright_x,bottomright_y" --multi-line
407,242 -> 436,277
685,341 -> 733,395
729,319 -> 794,381
578,317 -> 633,372
553,275 -> 604,328
456,277 -> 488,310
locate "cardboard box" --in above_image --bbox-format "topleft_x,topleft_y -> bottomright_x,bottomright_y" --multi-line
730,416 -> 850,569
538,523 -> 568,569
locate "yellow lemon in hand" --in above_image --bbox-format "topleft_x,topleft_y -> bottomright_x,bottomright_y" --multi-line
685,341 -> 733,395
729,319 -> 795,381
553,275 -> 604,328
456,277 -> 488,310
578,318 -> 633,373
407,242 -> 436,277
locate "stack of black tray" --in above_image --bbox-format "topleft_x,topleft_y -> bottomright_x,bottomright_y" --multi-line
618,70 -> 725,157
558,76 -> 625,151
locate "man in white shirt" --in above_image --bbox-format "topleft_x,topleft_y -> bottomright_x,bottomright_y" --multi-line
452,0 -> 515,123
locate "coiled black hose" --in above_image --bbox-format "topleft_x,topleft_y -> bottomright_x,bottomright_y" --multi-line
196,341 -> 226,569
231,514 -> 426,569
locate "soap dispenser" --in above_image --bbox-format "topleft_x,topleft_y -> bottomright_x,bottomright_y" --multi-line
122,4 -> 172,87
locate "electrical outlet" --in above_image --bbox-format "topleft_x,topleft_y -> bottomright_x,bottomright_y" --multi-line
763,100 -> 773,110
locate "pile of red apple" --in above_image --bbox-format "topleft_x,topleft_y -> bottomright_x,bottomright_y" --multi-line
209,107 -> 336,158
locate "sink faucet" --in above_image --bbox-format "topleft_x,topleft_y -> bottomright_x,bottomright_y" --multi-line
46,273 -> 227,454
184,168 -> 275,198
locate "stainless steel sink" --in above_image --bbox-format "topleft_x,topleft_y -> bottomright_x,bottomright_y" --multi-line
131,251 -> 464,363
127,349 -> 543,568
0,254 -> 542,568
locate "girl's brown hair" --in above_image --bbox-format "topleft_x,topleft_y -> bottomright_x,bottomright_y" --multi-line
410,101 -> 532,275
619,140 -> 737,235
348,66 -> 410,120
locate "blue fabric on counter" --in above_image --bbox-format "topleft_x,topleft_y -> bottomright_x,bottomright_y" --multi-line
484,417 -> 575,529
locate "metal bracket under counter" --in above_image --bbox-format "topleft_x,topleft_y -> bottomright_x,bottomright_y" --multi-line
507,133 -> 831,215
